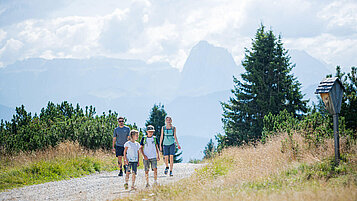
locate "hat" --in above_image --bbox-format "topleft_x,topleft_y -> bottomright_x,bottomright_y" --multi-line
147,125 -> 155,131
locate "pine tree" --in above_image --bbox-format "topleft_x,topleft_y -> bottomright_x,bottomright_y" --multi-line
203,139 -> 215,159
221,24 -> 308,147
145,104 -> 167,140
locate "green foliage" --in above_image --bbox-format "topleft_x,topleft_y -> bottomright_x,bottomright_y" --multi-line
145,103 -> 167,139
262,109 -> 355,150
203,139 -> 216,159
330,66 -> 357,132
221,24 -> 307,148
0,101 -> 137,154
197,155 -> 233,179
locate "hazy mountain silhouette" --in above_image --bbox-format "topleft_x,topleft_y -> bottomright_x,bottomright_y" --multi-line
179,41 -> 241,96
0,41 -> 333,160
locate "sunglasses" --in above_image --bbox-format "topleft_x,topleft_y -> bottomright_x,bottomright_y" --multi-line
118,120 -> 124,123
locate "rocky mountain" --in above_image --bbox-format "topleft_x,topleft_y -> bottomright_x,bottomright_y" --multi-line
179,41 -> 241,97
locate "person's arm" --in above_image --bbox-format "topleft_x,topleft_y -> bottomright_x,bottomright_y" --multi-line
112,132 -> 116,154
140,137 -> 148,160
155,142 -> 160,161
173,127 -> 181,149
137,144 -> 140,166
123,147 -> 129,165
160,127 -> 164,151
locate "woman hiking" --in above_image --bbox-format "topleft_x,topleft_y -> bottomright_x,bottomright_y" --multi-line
160,116 -> 181,176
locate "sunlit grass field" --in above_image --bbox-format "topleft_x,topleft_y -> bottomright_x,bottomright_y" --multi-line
0,141 -> 119,191
120,132 -> 357,201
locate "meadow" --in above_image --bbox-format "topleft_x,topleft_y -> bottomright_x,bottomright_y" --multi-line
120,132 -> 357,201
0,141 -> 117,191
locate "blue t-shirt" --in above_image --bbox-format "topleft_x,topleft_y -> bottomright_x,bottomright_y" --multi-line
113,126 -> 130,147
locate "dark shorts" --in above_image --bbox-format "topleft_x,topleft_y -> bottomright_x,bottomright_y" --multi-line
125,162 -> 138,174
163,144 -> 175,156
115,145 -> 124,157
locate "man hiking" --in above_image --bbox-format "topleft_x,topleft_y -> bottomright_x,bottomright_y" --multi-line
112,116 -> 130,176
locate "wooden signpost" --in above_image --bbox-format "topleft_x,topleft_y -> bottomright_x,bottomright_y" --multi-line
315,77 -> 345,165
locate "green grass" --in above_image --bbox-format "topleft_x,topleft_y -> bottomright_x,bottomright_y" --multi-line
197,155 -> 233,178
0,156 -> 117,191
242,154 -> 357,192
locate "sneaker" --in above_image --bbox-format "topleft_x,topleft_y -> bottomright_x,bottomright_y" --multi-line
131,186 -> 137,191
170,171 -> 173,177
118,170 -> 123,176
146,183 -> 150,188
124,183 -> 128,190
164,167 -> 169,175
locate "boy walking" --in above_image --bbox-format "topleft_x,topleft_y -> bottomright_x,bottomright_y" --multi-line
112,117 -> 130,176
140,125 -> 160,187
123,130 -> 140,190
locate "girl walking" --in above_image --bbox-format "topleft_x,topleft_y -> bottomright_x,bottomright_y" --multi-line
123,130 -> 140,190
160,116 -> 181,176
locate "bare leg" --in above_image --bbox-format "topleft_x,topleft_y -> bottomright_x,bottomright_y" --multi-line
145,171 -> 149,185
154,168 -> 157,182
125,171 -> 130,183
117,156 -> 123,170
169,155 -> 174,171
132,173 -> 136,187
164,156 -> 169,167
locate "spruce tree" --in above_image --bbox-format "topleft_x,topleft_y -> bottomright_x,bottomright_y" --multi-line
221,24 -> 307,146
145,104 -> 167,139
203,139 -> 215,159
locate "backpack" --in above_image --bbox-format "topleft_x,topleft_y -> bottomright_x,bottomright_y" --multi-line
143,136 -> 157,145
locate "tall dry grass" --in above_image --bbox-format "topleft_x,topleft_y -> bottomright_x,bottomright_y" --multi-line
123,131 -> 357,201
0,141 -> 113,171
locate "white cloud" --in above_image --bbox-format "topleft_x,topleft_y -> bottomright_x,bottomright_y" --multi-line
318,0 -> 357,31
0,29 -> 6,42
0,0 -> 355,71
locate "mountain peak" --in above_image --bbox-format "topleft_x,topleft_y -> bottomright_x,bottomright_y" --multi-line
179,41 -> 241,96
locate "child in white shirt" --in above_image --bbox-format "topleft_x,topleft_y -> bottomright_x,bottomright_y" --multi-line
123,130 -> 140,190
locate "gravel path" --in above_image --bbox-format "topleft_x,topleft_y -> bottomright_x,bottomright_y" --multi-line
0,163 -> 203,201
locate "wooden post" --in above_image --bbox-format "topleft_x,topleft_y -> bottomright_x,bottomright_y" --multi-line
333,114 -> 340,165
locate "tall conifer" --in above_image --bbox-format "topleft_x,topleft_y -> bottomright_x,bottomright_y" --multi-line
221,24 -> 307,146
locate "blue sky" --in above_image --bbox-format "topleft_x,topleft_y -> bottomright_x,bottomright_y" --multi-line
0,0 -> 356,71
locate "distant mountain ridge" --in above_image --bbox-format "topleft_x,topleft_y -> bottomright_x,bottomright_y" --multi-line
0,41 -> 333,161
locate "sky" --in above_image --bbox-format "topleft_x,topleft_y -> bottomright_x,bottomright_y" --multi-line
0,0 -> 356,71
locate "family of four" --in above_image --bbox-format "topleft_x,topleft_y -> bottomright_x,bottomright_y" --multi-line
112,116 -> 181,190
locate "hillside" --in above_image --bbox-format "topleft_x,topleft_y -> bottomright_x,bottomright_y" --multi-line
122,132 -> 357,201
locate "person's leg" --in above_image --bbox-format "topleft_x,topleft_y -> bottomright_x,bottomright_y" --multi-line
131,162 -> 138,189
116,146 -> 125,176
152,159 -> 158,183
169,144 -> 175,176
124,165 -> 130,190
163,145 -> 169,174
118,156 -> 123,169
169,155 -> 174,170
154,168 -> 157,182
143,159 -> 149,186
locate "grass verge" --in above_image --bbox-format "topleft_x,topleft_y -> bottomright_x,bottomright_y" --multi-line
0,141 -> 118,191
